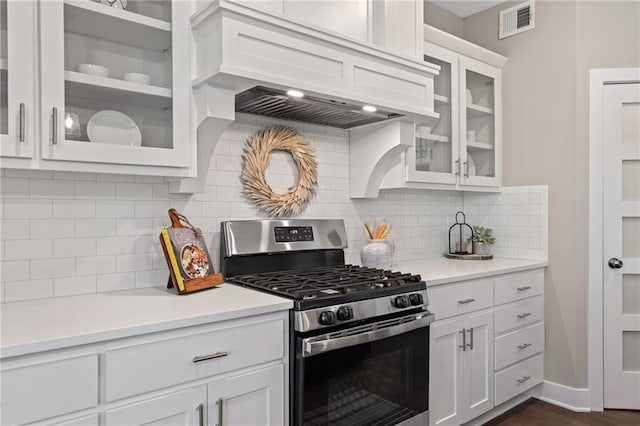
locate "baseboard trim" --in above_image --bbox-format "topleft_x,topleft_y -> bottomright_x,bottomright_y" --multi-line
532,380 -> 591,412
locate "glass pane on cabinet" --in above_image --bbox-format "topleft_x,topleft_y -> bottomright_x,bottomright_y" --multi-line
466,70 -> 495,178
623,275 -> 640,315
419,55 -> 452,174
62,1 -> 173,148
1,0 -> 7,136
622,102 -> 639,145
623,331 -> 640,372
622,160 -> 640,201
622,217 -> 640,258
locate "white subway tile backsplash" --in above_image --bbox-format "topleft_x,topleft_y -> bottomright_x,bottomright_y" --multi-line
53,171 -> 97,181
5,279 -> 54,302
97,236 -> 136,256
76,255 -> 116,276
116,183 -> 153,200
96,200 -> 135,218
30,219 -> 75,239
29,179 -> 75,199
30,258 -> 75,280
54,276 -> 97,297
97,272 -> 135,292
1,178 -> 29,198
54,238 -> 96,258
135,269 -> 168,288
1,260 -> 30,281
76,219 -> 116,237
4,169 -> 52,179
76,182 -> 116,199
117,253 -> 153,273
53,200 -> 96,218
134,201 -> 171,218
0,220 -> 29,240
5,239 -> 52,260
116,218 -> 154,236
5,199 -> 52,219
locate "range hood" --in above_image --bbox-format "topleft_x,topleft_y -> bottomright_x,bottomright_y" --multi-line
235,86 -> 404,129
169,0 -> 440,194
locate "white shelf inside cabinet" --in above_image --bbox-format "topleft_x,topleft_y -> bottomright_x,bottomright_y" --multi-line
420,133 -> 449,143
65,71 -> 172,109
467,140 -> 493,151
63,0 -> 171,51
467,103 -> 493,118
434,94 -> 449,104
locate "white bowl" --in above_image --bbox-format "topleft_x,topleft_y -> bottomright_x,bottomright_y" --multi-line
76,64 -> 109,78
122,72 -> 151,85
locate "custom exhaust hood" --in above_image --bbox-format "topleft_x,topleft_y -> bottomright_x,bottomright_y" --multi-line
169,0 -> 440,194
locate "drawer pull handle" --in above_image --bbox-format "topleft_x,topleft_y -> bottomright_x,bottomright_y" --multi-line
517,375 -> 531,384
52,107 -> 59,145
198,403 -> 208,426
467,327 -> 474,350
19,103 -> 26,142
517,312 -> 531,319
517,342 -> 532,350
193,352 -> 229,363
517,286 -> 532,291
459,329 -> 466,352
458,298 -> 476,304
216,397 -> 224,426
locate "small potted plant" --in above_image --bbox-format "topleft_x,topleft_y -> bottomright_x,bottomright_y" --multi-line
467,226 -> 495,255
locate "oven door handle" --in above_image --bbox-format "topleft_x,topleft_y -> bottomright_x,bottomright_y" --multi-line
302,313 -> 435,357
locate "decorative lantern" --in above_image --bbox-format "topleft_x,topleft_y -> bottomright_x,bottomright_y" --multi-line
448,211 -> 474,255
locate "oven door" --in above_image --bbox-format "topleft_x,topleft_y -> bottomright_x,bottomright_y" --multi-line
294,311 -> 434,426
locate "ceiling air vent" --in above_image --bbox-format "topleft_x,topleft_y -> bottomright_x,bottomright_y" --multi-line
499,0 -> 535,39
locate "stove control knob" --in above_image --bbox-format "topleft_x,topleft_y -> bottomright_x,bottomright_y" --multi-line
337,306 -> 354,321
318,311 -> 337,326
394,295 -> 410,309
409,293 -> 423,306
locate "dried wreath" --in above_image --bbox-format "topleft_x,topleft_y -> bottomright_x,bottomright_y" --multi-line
241,126 -> 318,217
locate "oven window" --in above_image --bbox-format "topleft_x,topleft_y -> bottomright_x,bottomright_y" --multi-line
298,326 -> 429,426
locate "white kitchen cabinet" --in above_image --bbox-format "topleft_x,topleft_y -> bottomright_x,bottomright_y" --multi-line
429,268 -> 545,426
0,0 -> 36,160
105,387 -> 206,426
430,310 -> 494,425
38,0 -> 191,170
207,364 -> 285,426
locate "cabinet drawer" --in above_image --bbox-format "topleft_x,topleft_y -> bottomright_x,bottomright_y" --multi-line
0,354 -> 98,425
495,322 -> 544,370
428,279 -> 493,321
494,295 -> 543,334
494,270 -> 544,305
104,318 -> 285,401
495,353 -> 543,405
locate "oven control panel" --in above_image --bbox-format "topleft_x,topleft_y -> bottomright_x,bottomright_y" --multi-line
274,226 -> 314,242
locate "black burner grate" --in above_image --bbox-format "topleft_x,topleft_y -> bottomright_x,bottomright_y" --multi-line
227,265 -> 425,309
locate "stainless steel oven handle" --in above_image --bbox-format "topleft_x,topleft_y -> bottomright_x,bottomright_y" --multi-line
302,313 -> 434,357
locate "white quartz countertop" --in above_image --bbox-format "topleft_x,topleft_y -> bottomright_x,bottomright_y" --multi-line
393,257 -> 548,286
0,283 -> 292,359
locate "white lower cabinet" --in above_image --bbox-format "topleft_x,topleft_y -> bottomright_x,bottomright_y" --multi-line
430,310 -> 493,425
429,268 -> 545,426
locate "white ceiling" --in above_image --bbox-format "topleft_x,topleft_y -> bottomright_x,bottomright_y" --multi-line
430,1 -> 508,18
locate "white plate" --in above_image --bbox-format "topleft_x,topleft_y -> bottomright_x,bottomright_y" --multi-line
467,155 -> 476,176
87,111 -> 141,146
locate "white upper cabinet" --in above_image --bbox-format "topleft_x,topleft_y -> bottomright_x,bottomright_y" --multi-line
0,0 -> 36,160
37,0 -> 192,171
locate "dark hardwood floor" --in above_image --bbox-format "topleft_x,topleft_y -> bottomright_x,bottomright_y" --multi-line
484,399 -> 640,425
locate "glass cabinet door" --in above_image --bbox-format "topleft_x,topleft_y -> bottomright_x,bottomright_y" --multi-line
460,57 -> 501,187
39,0 -> 190,169
0,0 -> 36,159
405,43 -> 459,184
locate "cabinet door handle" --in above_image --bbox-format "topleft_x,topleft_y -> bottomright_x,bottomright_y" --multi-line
517,312 -> 532,320
459,329 -> 466,351
455,159 -> 461,176
193,351 -> 229,363
52,107 -> 59,145
464,161 -> 469,178
517,375 -> 531,384
467,327 -> 474,350
216,397 -> 224,426
458,298 -> 476,304
19,103 -> 26,142
517,342 -> 532,350
517,286 -> 532,292
198,403 -> 208,426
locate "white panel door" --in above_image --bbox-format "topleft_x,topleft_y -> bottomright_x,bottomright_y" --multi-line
0,0 -> 36,159
462,310 -> 494,422
207,364 -> 285,426
104,387 -> 206,426
603,82 -> 640,409
429,317 -> 464,426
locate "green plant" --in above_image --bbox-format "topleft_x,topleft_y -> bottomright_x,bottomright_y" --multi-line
467,226 -> 496,245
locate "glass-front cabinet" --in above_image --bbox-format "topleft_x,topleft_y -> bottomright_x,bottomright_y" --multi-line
404,41 -> 502,189
39,0 -> 190,169
0,0 -> 36,160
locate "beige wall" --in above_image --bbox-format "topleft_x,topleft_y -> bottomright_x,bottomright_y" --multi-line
424,1 -> 464,38
462,0 -> 640,388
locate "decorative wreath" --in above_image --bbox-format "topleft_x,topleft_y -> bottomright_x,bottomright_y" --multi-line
241,126 -> 318,217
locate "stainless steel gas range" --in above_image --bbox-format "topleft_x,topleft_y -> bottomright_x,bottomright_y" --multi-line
220,219 -> 434,426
